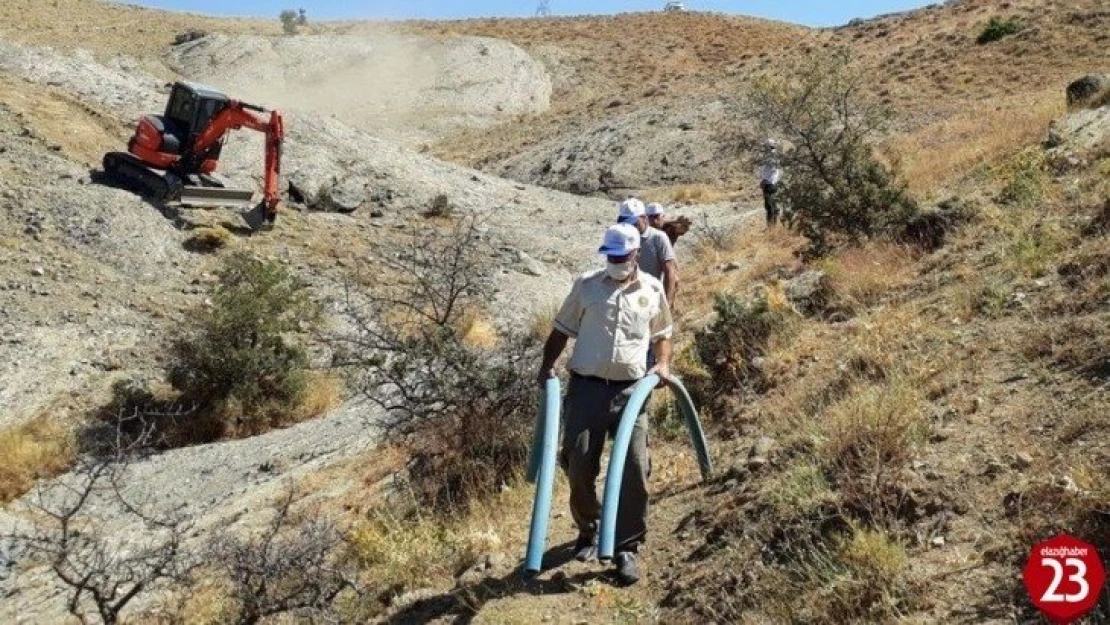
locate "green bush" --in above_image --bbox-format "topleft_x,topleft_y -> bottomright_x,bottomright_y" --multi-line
977,17 -> 1022,44
694,291 -> 790,401
168,252 -> 319,438
749,52 -> 919,257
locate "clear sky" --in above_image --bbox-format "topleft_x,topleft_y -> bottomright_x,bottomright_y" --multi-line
117,1 -> 935,28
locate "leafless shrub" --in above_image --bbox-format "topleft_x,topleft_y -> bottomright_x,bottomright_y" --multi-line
203,490 -> 357,624
3,414 -> 195,624
329,216 -> 537,509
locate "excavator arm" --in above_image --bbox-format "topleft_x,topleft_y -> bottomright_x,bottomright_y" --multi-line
189,101 -> 284,223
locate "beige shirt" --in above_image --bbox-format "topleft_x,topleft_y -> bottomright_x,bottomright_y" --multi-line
553,268 -> 673,381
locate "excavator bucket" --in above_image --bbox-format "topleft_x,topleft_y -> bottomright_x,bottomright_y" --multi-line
241,202 -> 272,231
177,185 -> 256,209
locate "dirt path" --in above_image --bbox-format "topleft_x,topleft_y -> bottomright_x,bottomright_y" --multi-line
380,437 -> 714,624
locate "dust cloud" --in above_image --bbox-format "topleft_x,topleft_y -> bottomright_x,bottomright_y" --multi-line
168,28 -> 552,146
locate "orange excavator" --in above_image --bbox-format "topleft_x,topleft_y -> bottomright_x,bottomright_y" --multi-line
103,81 -> 284,229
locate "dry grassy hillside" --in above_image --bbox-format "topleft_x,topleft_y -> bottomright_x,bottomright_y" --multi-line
0,0 -> 273,62
422,0 -> 1107,196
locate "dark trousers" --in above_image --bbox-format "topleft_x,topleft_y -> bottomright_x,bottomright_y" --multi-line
560,375 -> 650,553
762,182 -> 779,225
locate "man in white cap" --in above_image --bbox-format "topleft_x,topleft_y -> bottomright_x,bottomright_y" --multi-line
645,202 -> 667,231
617,198 -> 678,308
537,223 -> 674,585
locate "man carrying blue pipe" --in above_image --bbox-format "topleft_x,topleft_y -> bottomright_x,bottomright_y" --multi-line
536,222 -> 674,585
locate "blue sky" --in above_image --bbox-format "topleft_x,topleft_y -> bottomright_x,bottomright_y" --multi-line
119,1 -> 935,28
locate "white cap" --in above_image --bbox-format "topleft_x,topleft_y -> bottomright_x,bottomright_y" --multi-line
645,202 -> 665,217
598,223 -> 641,256
617,198 -> 646,224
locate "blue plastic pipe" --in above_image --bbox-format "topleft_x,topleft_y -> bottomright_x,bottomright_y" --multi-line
671,379 -> 713,480
597,375 -> 659,561
597,376 -> 712,561
526,386 -> 546,484
524,377 -> 561,574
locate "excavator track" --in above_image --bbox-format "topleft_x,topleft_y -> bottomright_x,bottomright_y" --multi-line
102,152 -> 181,202
102,152 -> 254,209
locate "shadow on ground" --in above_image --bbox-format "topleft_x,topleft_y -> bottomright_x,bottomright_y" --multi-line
385,539 -> 627,624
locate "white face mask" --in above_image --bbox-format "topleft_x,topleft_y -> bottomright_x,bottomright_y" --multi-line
606,259 -> 635,281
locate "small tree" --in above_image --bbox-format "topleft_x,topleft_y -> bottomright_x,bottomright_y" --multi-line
168,252 -> 319,438
331,217 -> 537,510
748,52 -> 918,256
279,10 -> 300,36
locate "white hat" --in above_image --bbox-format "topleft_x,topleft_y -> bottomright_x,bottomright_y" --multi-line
598,223 -> 641,256
617,198 -> 646,224
645,202 -> 666,217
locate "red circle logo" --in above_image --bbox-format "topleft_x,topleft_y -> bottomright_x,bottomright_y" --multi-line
1022,534 -> 1106,624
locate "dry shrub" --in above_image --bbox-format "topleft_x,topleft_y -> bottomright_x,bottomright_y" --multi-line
818,379 -> 928,523
0,414 -> 75,503
183,226 -> 233,253
819,243 -> 916,314
336,218 -> 538,511
668,184 -> 728,205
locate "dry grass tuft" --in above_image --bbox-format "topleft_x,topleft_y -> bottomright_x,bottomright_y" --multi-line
818,379 -> 928,523
818,243 -> 917,313
184,226 -> 234,253
458,312 -> 500,349
527,306 -> 558,342
0,414 -> 76,503
290,371 -> 345,422
667,184 -> 731,205
888,95 -> 1060,197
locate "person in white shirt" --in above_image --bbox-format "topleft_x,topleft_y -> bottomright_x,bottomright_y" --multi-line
759,139 -> 784,226
536,223 -> 674,585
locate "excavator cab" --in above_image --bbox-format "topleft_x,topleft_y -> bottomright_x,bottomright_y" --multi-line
160,83 -> 230,157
